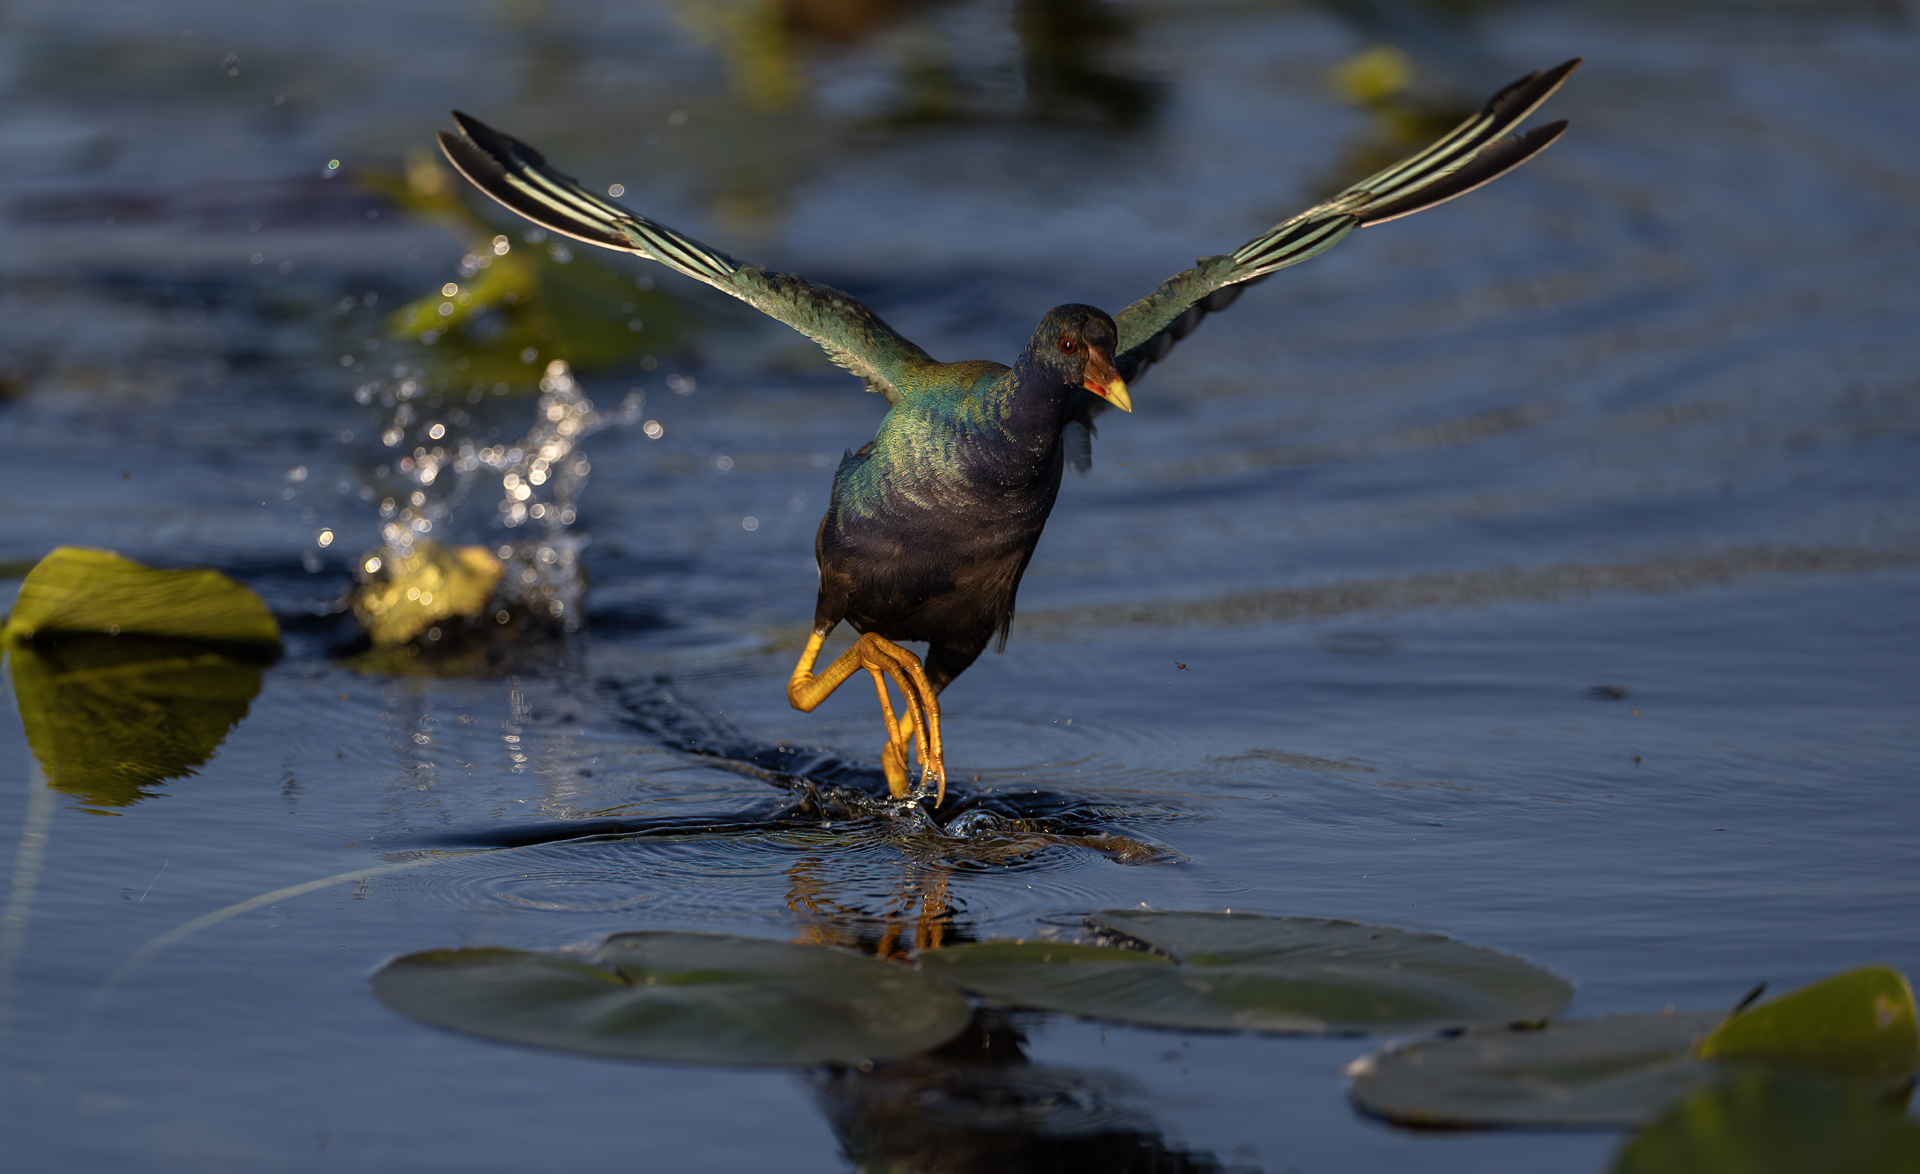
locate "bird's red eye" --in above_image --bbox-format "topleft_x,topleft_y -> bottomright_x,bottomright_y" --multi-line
1059,338 -> 1076,353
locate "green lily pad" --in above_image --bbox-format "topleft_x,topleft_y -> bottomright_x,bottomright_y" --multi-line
368,155 -> 700,392
1700,965 -> 1918,1080
1610,1069 -> 1920,1173
1349,1012 -> 1726,1127
371,931 -> 972,1065
916,912 -> 1572,1034
1,546 -> 280,647
6,634 -> 268,809
1350,965 -> 1920,1128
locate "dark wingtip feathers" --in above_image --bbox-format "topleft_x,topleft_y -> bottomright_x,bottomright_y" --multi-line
446,111 -> 560,177
1484,58 -> 1583,127
1357,119 -> 1569,227
435,112 -> 635,252
1353,57 -> 1582,228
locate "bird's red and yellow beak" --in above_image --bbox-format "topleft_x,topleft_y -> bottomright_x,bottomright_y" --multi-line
1082,346 -> 1133,412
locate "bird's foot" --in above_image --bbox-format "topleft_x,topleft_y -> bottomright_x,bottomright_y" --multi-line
881,730 -> 945,808
788,629 -> 948,807
853,635 -> 946,806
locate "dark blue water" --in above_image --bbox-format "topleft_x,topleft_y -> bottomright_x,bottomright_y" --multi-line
3,1 -> 1916,1170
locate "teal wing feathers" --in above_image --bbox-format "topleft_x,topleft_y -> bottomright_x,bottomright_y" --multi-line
1111,58 -> 1581,385
437,113 -> 931,404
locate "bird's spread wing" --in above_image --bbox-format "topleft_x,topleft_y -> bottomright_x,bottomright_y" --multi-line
1110,58 -> 1581,387
438,113 -> 932,404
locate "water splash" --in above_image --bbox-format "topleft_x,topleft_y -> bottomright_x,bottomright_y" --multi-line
344,358 -> 644,633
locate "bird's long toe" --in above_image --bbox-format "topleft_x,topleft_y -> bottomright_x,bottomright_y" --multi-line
855,634 -> 946,806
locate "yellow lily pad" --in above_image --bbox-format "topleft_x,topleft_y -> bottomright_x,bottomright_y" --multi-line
351,542 -> 504,648
1,546 -> 279,647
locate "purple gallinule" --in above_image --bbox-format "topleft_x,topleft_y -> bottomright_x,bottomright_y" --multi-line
438,58 -> 1580,806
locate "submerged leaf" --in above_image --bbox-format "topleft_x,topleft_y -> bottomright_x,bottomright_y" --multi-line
1699,965 -> 1918,1080
7,634 -> 268,809
1,546 -> 279,647
917,911 -> 1570,1034
372,931 -> 971,1065
351,542 -> 504,647
1609,1069 -> 1920,1173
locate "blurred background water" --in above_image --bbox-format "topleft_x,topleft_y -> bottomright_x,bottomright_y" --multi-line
1,0 -> 1916,1170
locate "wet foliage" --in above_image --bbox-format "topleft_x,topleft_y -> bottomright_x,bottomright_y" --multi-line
372,930 -> 972,1065
921,910 -> 1572,1033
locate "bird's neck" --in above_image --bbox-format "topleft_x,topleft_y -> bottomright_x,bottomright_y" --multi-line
988,359 -> 1076,449
957,362 -> 1072,485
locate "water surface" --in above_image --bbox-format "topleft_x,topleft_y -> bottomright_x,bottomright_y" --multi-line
2,1 -> 1916,1170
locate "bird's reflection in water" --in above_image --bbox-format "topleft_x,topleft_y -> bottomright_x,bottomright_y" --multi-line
786,850 -> 958,959
809,1009 -> 1242,1174
780,857 -> 1239,1173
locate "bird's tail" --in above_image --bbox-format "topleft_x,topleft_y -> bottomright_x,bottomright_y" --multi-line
437,113 -> 740,287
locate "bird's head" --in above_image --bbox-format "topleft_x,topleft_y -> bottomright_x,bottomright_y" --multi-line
1027,304 -> 1133,413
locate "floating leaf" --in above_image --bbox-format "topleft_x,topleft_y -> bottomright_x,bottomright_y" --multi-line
1,546 -> 279,647
1350,965 -> 1920,1128
372,931 -> 971,1065
351,542 -> 503,648
1699,965 -> 1918,1080
1609,1069 -> 1920,1173
368,155 -> 699,393
917,912 -> 1571,1034
7,634 -> 268,809
1349,1012 -> 1726,1127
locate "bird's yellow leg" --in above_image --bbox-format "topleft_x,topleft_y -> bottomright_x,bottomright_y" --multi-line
788,628 -> 947,805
